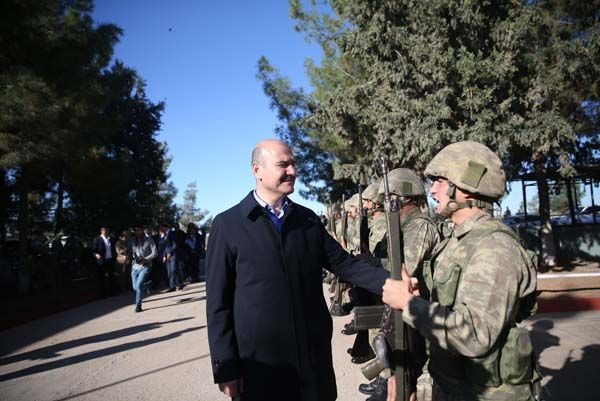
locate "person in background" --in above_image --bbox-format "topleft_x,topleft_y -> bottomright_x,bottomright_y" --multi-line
165,223 -> 185,291
185,223 -> 203,283
115,229 -> 132,292
92,226 -> 117,298
150,223 -> 170,291
128,223 -> 157,312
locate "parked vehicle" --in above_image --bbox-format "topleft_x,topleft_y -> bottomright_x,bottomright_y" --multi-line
551,206 -> 600,225
502,214 -> 541,228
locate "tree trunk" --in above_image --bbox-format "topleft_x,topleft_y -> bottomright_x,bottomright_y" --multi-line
565,179 -> 576,223
54,175 -> 64,235
17,168 -> 30,293
0,168 -> 8,245
533,154 -> 557,268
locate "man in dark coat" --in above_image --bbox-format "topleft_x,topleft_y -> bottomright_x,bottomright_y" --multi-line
150,223 -> 170,290
206,139 -> 389,401
184,222 -> 204,283
92,226 -> 118,297
165,223 -> 185,291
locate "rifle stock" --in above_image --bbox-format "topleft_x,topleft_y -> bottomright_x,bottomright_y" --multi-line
360,158 -> 410,401
353,305 -> 386,330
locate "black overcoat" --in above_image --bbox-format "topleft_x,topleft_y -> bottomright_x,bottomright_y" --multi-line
206,192 -> 388,401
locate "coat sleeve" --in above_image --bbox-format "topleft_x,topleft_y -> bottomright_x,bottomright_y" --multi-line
92,237 -> 100,256
321,224 -> 389,295
206,215 -> 242,383
164,232 -> 174,255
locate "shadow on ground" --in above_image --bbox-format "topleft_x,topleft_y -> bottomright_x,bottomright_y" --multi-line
0,293 -> 132,357
0,324 -> 206,382
0,317 -> 193,367
530,317 -> 600,401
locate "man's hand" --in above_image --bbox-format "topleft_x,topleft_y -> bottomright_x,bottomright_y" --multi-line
382,268 -> 418,310
95,253 -> 102,260
218,378 -> 243,397
387,375 -> 417,401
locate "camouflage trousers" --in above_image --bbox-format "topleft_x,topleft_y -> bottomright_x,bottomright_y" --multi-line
431,382 -> 535,401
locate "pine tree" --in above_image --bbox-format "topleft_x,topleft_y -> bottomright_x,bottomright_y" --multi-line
259,0 -> 600,266
179,182 -> 207,228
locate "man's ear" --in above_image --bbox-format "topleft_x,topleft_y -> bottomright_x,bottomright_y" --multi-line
251,162 -> 260,179
456,187 -> 476,201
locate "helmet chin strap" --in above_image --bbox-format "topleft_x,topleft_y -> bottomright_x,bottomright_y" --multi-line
438,182 -> 493,217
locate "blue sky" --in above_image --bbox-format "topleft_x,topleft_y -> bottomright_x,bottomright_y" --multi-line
93,1 -> 597,219
93,0 -> 323,218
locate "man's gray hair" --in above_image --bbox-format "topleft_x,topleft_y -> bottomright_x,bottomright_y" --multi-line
251,146 -> 265,166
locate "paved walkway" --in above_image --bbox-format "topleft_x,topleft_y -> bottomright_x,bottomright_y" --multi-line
0,283 -> 599,401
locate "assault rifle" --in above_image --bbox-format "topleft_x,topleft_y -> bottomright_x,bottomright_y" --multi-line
360,157 -> 410,401
330,194 -> 350,316
358,182 -> 370,253
327,202 -> 335,235
340,194 -> 348,248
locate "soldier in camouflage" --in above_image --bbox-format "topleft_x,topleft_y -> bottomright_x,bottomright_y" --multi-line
378,168 -> 440,279
383,141 -> 537,401
360,168 -> 440,401
363,182 -> 387,256
344,193 -> 362,255
333,203 -> 344,245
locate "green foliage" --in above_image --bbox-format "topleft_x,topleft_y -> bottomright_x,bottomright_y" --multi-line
0,0 -> 177,251
259,0 -> 600,206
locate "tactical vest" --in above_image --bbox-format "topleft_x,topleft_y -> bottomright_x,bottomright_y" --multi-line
422,219 -> 537,399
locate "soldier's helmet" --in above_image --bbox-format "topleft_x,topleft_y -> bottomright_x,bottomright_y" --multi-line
378,168 -> 426,198
344,193 -> 360,212
424,141 -> 505,200
362,182 -> 380,201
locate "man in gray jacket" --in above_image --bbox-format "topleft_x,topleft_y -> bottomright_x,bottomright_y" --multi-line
129,224 -> 157,312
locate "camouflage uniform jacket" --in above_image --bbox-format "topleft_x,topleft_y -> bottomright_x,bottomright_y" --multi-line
345,216 -> 361,254
401,208 -> 440,277
334,218 -> 344,243
402,211 -> 537,401
369,213 -> 387,255
372,208 -> 439,275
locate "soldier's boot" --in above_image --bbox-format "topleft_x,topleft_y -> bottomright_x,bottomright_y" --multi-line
364,377 -> 387,401
358,376 -> 385,396
329,301 -> 349,316
351,347 -> 375,364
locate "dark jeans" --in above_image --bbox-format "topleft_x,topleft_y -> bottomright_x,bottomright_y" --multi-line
97,258 -> 117,297
150,260 -> 169,289
166,256 -> 183,289
187,253 -> 200,282
131,266 -> 150,306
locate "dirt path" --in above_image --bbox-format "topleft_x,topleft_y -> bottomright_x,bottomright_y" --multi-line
0,283 -> 367,401
2,282 -> 599,401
